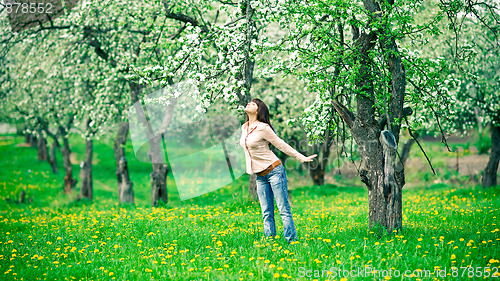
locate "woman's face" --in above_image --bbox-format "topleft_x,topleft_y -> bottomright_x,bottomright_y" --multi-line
244,101 -> 258,114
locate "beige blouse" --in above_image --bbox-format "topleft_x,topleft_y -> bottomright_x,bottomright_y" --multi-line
239,121 -> 307,174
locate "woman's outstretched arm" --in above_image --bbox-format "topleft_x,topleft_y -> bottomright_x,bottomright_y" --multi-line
261,124 -> 317,163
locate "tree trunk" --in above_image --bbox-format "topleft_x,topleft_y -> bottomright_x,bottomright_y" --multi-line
367,0 -> 405,234
306,142 -> 325,186
37,131 -> 48,161
309,165 -> 325,186
353,128 -> 403,234
60,128 -> 77,193
308,129 -> 333,186
237,0 -> 258,200
20,190 -> 26,204
149,135 -> 168,206
354,125 -> 399,232
26,133 -> 37,147
129,81 -> 171,206
79,138 -> 93,200
482,124 -> 500,188
49,138 -> 59,174
248,174 -> 258,200
114,121 -> 134,203
332,5 -> 406,233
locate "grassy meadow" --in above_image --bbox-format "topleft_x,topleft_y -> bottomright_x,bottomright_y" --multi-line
0,133 -> 499,280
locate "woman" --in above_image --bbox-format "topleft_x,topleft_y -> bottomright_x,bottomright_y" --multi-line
240,98 -> 317,243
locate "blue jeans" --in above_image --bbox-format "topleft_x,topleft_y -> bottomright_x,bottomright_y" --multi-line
256,163 -> 297,243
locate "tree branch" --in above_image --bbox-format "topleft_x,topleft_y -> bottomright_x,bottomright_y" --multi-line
332,100 -> 355,129
162,1 -> 209,33
405,118 -> 436,175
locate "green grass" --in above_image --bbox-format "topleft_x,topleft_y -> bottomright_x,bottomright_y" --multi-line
0,134 -> 499,280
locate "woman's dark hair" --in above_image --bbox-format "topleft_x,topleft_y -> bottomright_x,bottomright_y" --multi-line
244,98 -> 275,132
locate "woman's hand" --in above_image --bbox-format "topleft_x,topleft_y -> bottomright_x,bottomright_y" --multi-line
301,154 -> 318,163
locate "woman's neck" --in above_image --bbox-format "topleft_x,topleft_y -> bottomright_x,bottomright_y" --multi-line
248,115 -> 258,125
